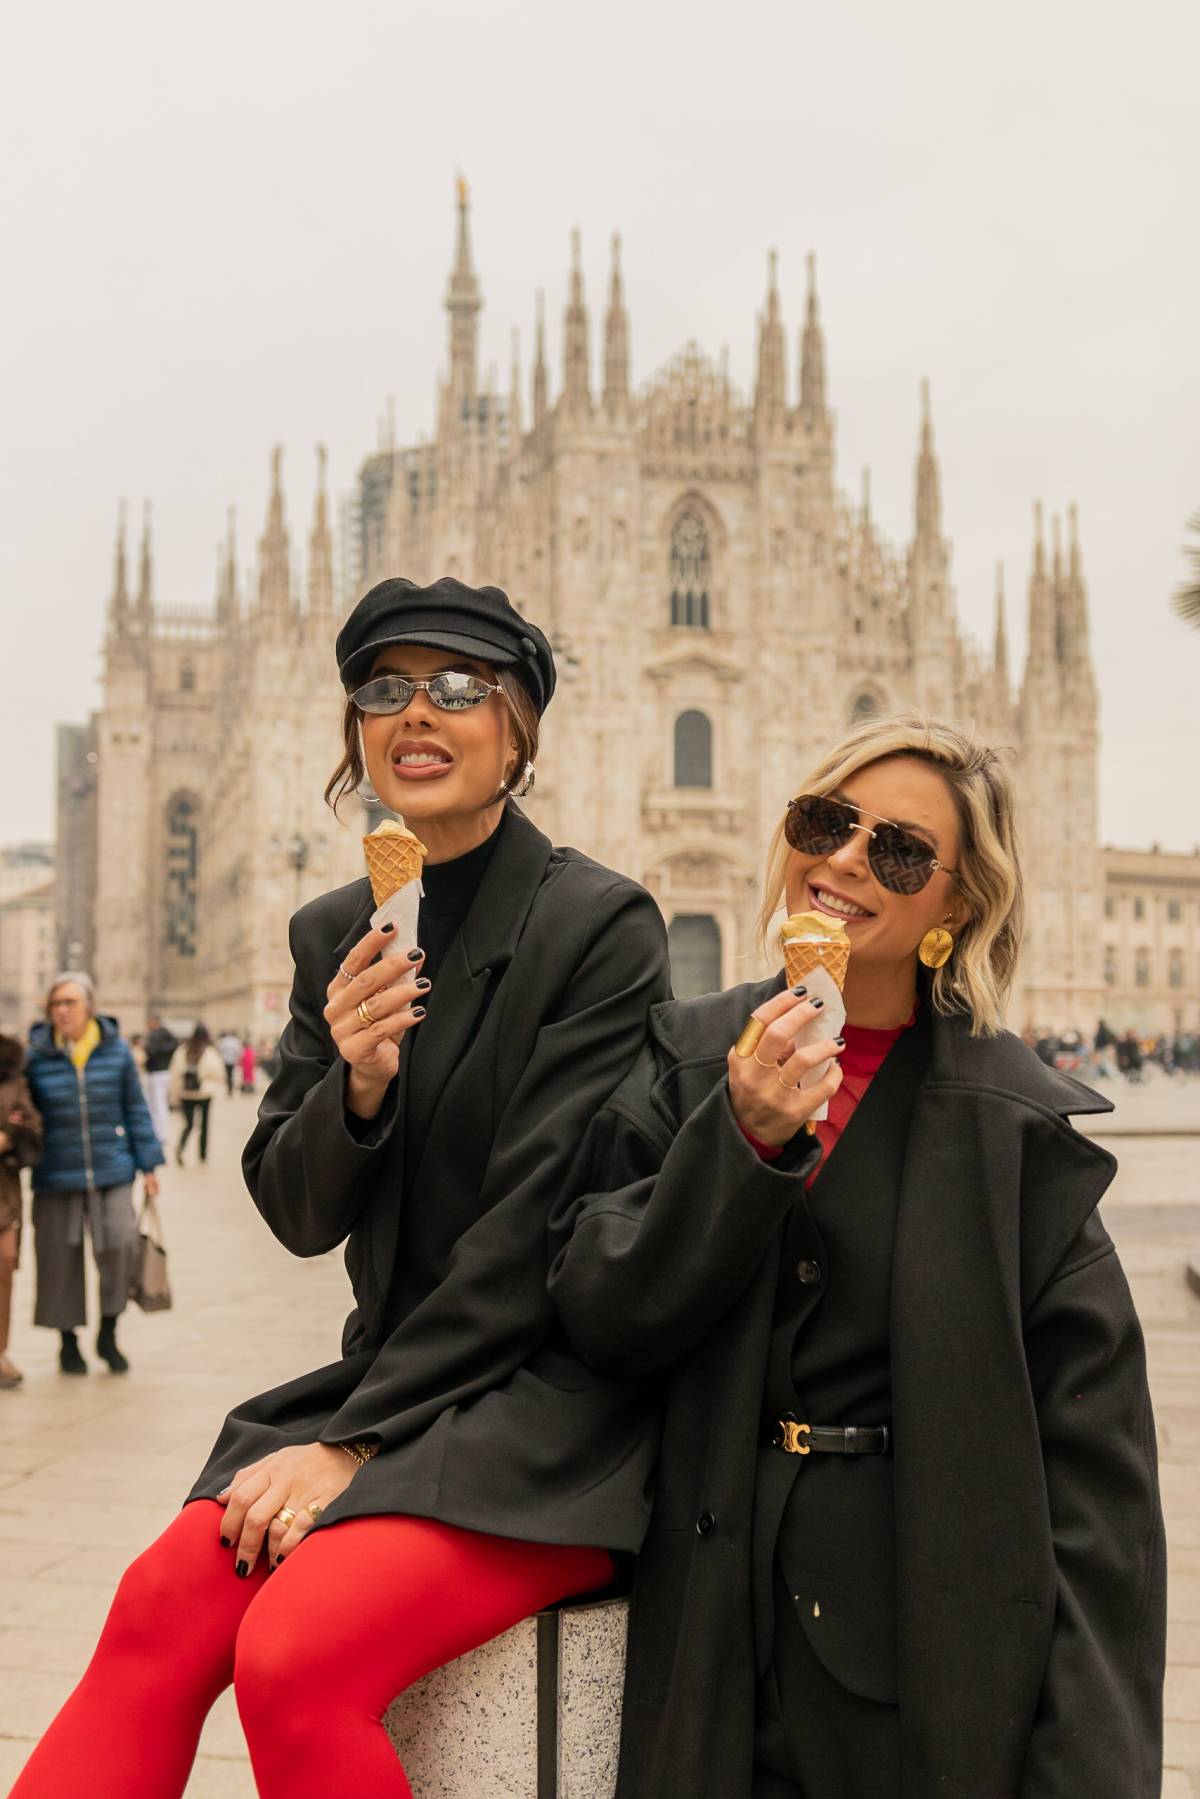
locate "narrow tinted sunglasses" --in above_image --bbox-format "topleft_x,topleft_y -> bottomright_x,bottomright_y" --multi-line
352,671 -> 502,715
784,794 -> 959,896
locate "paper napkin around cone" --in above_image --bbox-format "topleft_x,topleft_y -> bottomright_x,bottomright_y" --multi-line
777,912 -> 851,1121
363,821 -> 428,960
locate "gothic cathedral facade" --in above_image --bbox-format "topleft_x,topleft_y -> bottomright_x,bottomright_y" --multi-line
93,188 -> 1104,1037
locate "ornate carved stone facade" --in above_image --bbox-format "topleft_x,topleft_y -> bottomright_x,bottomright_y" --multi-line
90,189 -> 1107,1035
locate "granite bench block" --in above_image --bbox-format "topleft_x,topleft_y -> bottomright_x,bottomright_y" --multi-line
383,1598 -> 628,1798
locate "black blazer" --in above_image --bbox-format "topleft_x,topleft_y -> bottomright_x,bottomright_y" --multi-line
548,976 -> 1166,1799
188,803 -> 671,1552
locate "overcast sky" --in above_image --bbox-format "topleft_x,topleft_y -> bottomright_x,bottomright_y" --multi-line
2,0 -> 1197,851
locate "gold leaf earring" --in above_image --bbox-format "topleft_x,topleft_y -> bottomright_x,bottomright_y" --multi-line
918,926 -> 954,969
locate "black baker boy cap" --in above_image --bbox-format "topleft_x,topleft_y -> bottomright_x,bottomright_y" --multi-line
336,576 -> 556,715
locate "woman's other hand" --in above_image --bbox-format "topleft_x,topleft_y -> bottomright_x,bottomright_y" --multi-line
727,988 -> 845,1148
143,1172 -> 160,1200
216,1443 -> 359,1574
323,925 -> 429,1117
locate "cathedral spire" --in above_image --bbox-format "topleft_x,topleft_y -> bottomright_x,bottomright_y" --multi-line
509,329 -> 524,444
258,444 -> 291,617
1025,500 -> 1056,679
135,502 -> 154,629
109,501 -> 130,636
217,506 -> 238,629
445,174 -> 481,410
532,290 -> 548,429
308,444 -> 333,618
602,232 -> 630,417
993,562 -> 1010,688
561,229 -> 591,416
1060,502 -> 1094,674
754,249 -> 786,435
914,379 -> 942,542
799,251 -> 827,420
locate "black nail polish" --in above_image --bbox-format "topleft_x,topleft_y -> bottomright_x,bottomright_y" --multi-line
811,996 -> 825,1009
380,922 -> 396,935
415,976 -> 431,991
220,1536 -> 231,1549
411,1005 -> 426,1019
834,1036 -> 846,1048
406,947 -> 424,962
792,985 -> 807,997
235,1560 -> 249,1578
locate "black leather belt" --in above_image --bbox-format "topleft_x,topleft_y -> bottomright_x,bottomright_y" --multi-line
769,1414 -> 891,1457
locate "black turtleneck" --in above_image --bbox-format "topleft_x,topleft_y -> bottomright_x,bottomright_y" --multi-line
414,809 -> 506,988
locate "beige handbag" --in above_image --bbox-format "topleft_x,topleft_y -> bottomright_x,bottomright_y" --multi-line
129,1194 -> 172,1312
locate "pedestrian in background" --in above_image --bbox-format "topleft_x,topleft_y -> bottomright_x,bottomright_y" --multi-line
0,1035 -> 42,1390
24,974 -> 163,1376
216,1028 -> 241,1097
142,1013 -> 179,1148
169,1025 -> 225,1166
239,1039 -> 257,1094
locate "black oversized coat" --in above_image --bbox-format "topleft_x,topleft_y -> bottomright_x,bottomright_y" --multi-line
189,804 -> 671,1551
548,976 -> 1166,1799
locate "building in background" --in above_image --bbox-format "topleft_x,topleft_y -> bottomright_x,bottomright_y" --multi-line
0,843 -> 54,905
0,881 -> 55,1037
55,720 -> 99,973
77,185 -> 1182,1039
1101,845 -> 1200,1035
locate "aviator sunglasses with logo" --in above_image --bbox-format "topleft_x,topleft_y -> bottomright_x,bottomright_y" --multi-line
784,793 -> 960,897
352,670 -> 502,715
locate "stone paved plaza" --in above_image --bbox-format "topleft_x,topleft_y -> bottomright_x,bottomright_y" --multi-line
0,1076 -> 1197,1796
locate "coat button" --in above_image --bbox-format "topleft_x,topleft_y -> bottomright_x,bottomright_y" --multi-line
796,1259 -> 822,1285
696,1511 -> 716,1537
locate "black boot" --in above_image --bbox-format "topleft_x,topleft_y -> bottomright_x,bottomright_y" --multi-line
59,1330 -> 87,1375
96,1316 -> 129,1374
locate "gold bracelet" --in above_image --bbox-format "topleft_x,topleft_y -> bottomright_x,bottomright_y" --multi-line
333,1440 -> 379,1469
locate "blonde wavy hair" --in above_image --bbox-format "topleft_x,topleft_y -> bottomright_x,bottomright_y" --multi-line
756,714 -> 1024,1037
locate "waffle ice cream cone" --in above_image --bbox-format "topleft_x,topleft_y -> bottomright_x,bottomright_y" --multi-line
779,911 -> 851,993
363,821 -> 427,906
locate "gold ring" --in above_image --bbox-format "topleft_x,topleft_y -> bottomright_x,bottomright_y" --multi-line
357,999 -> 377,1027
777,1070 -> 800,1091
338,964 -> 354,984
307,1503 -> 323,1523
753,1051 -> 777,1070
275,1507 -> 297,1530
734,1017 -> 767,1059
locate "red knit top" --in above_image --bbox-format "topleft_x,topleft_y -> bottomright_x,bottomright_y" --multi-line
739,1010 -> 916,1182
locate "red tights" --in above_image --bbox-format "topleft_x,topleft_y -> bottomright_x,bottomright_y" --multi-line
11,1500 -> 613,1798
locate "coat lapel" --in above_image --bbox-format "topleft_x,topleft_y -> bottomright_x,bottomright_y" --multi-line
890,1009 -> 1118,1789
401,804 -> 555,1192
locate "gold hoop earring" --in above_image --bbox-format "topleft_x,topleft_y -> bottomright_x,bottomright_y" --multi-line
918,926 -> 954,970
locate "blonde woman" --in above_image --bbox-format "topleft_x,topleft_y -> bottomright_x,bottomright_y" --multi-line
550,715 -> 1164,1799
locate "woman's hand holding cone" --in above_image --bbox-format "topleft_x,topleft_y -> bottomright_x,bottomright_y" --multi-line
727,988 -> 845,1148
323,925 -> 428,1114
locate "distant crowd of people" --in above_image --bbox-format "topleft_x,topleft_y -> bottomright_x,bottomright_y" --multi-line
0,975 -> 280,1391
1023,1019 -> 1200,1082
128,1021 -> 281,1163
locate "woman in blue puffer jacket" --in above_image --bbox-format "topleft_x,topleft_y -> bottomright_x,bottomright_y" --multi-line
25,971 -> 163,1375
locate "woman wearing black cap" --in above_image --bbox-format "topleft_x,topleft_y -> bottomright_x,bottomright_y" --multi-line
14,576 -> 670,1799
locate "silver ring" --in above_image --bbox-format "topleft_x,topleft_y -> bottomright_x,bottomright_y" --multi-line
338,964 -> 354,984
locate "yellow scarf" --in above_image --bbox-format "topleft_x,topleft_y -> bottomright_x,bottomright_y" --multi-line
56,1018 -> 102,1070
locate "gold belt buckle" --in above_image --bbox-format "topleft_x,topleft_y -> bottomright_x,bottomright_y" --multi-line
775,1418 -> 811,1456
